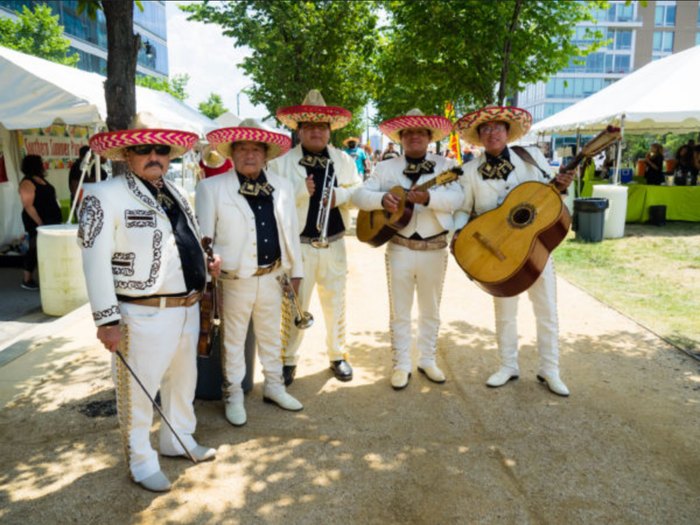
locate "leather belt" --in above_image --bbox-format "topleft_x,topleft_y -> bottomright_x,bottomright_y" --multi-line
300,231 -> 345,244
117,290 -> 202,308
390,233 -> 448,251
220,259 -> 281,280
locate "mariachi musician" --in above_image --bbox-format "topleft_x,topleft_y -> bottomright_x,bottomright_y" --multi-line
269,89 -> 362,386
452,106 -> 574,396
352,109 -> 463,390
78,113 -> 220,493
195,118 -> 304,428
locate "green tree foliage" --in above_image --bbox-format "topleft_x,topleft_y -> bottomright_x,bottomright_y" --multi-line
136,73 -> 191,101
0,3 -> 79,66
181,0 -> 379,141
375,0 -> 602,120
198,93 -> 228,119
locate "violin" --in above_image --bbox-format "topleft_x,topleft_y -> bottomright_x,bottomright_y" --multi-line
198,236 -> 221,357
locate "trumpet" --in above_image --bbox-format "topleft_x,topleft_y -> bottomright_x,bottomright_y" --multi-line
311,160 -> 336,249
277,273 -> 314,329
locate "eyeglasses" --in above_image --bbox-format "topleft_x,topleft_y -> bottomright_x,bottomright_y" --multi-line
479,124 -> 507,135
127,144 -> 172,156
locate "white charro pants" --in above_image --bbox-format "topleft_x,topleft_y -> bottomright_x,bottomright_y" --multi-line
115,302 -> 199,482
493,258 -> 560,375
282,240 -> 347,365
385,244 -> 448,373
221,269 -> 285,403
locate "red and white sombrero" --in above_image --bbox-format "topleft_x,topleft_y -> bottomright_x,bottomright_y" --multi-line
276,89 -> 352,131
89,112 -> 198,161
454,106 -> 532,147
206,118 -> 292,161
379,109 -> 452,144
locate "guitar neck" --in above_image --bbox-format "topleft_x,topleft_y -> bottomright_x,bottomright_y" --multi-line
414,169 -> 457,192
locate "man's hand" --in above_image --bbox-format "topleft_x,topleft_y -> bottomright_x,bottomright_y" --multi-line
208,254 -> 222,278
321,189 -> 336,209
407,187 -> 429,205
291,277 -> 302,296
382,192 -> 400,213
306,175 -> 315,196
555,169 -> 575,192
97,324 -> 122,353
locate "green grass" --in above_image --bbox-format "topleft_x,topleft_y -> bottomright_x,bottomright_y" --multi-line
553,222 -> 700,354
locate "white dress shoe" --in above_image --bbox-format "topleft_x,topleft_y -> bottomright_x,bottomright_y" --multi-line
263,390 -> 303,411
162,444 -> 217,462
486,367 -> 519,388
136,470 -> 171,492
225,400 -> 247,426
418,365 -> 446,384
391,370 -> 411,390
537,371 -> 570,397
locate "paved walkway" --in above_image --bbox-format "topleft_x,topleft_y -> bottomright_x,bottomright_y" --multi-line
0,236 -> 698,524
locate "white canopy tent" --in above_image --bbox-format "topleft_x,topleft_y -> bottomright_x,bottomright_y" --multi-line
0,45 -> 216,247
531,45 -> 700,135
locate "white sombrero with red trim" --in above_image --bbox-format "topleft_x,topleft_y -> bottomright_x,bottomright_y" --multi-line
379,108 -> 452,144
88,112 -> 198,161
206,118 -> 292,161
454,106 -> 532,147
276,89 -> 352,131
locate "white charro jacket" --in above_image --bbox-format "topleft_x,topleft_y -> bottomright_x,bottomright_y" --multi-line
454,146 -> 555,230
194,168 -> 303,280
267,144 -> 362,234
78,172 -> 205,326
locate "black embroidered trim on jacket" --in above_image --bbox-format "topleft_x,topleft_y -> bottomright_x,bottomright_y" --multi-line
93,304 -> 120,322
167,181 -> 199,231
112,252 -> 136,276
124,209 -> 156,228
78,195 -> 104,248
114,230 -> 163,290
126,172 -> 159,210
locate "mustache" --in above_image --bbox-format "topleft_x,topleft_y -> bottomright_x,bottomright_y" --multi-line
145,161 -> 164,169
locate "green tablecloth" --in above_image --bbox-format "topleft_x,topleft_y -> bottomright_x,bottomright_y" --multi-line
581,181 -> 700,223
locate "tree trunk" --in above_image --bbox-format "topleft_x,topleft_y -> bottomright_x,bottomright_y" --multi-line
102,0 -> 139,173
497,0 -> 524,105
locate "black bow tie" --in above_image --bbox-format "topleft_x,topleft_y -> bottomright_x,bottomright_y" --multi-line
403,158 -> 435,182
299,154 -> 331,169
479,154 -> 514,180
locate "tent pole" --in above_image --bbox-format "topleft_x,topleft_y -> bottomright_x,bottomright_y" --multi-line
575,128 -> 582,197
613,114 -> 625,185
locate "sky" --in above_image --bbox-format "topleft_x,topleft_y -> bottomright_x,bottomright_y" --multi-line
165,1 -> 268,121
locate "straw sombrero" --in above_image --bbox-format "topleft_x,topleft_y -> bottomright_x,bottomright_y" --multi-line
206,118 -> 292,161
379,109 -> 452,144
89,112 -> 198,161
342,136 -> 361,146
454,106 -> 532,147
276,89 -> 352,131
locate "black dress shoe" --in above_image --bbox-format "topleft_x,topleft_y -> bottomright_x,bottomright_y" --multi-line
283,365 -> 296,386
330,360 -> 353,382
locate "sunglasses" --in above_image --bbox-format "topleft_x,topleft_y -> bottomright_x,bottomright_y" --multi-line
127,144 -> 172,156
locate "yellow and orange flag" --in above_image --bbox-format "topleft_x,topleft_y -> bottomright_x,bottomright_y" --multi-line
444,101 -> 462,164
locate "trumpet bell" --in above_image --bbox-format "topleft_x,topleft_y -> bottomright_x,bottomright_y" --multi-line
294,312 -> 314,329
201,144 -> 227,169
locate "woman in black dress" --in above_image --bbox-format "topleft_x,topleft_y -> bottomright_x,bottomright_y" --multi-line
643,143 -> 665,185
17,155 -> 63,290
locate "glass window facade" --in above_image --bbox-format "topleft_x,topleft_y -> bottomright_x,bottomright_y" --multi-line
652,31 -> 674,60
545,77 -> 615,99
590,1 -> 636,23
655,1 -> 676,27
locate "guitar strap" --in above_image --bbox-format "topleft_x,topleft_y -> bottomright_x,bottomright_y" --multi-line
510,146 -> 551,180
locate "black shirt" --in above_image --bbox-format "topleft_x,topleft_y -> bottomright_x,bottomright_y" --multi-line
237,171 -> 281,266
299,146 -> 344,239
21,176 -> 63,235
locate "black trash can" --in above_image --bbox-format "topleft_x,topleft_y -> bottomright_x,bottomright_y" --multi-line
196,320 -> 256,400
648,205 -> 666,226
573,198 -> 609,242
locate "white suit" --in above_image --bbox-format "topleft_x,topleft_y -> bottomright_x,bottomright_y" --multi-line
352,153 -> 463,372
268,144 -> 362,365
195,168 -> 303,402
78,172 -> 205,483
454,146 -> 562,377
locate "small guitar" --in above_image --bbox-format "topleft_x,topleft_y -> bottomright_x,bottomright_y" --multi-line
197,237 -> 221,357
356,167 -> 463,247
452,125 -> 620,297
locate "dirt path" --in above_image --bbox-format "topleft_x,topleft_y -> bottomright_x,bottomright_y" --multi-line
1,236 -> 698,524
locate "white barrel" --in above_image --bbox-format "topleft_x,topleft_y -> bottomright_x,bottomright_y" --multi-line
37,224 -> 88,316
592,185 -> 628,239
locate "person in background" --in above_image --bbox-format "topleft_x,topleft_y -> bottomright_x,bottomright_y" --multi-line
643,143 -> 664,185
381,141 -> 400,161
69,145 -> 107,209
343,136 -> 370,180
18,154 -> 62,290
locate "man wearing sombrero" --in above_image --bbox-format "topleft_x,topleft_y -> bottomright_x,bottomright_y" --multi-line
453,106 -> 574,396
342,135 -> 370,180
196,118 -> 304,425
79,113 -> 220,492
269,90 -> 362,386
352,109 -> 464,390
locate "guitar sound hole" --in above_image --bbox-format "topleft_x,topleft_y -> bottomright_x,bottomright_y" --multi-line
508,204 -> 536,229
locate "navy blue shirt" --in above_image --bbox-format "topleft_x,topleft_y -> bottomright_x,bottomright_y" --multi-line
237,171 -> 281,266
299,146 -> 344,239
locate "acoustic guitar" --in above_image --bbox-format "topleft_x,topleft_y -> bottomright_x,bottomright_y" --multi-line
452,125 -> 621,297
198,237 -> 221,357
356,167 -> 463,247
